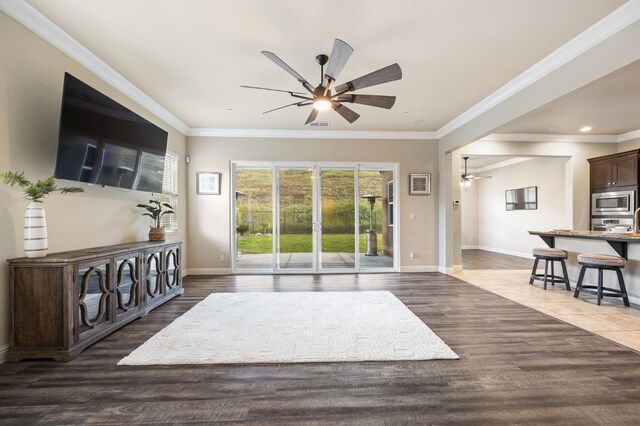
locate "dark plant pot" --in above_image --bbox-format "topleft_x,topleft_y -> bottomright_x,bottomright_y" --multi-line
149,227 -> 166,242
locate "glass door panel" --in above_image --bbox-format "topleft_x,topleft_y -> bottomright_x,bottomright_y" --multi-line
358,168 -> 395,269
277,167 -> 314,270
235,167 -> 274,270
319,168 -> 356,269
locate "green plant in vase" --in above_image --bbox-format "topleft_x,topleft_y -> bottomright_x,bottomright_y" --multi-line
0,171 -> 84,258
137,199 -> 175,241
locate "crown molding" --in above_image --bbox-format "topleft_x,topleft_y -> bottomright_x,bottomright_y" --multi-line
0,0 -> 190,134
478,133 -> 620,143
617,128 -> 640,142
436,0 -> 640,139
187,128 -> 438,140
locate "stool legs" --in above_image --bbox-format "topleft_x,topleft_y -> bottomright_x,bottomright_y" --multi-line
574,266 -> 587,298
597,268 -> 604,306
543,259 -> 549,290
614,268 -> 631,307
560,260 -> 571,291
529,257 -> 540,285
531,256 -> 571,290
574,264 -> 630,307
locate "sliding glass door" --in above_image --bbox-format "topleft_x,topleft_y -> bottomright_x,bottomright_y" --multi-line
232,162 -> 397,273
319,167 -> 356,270
276,166 -> 315,271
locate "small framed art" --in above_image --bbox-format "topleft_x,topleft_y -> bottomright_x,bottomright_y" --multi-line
409,173 -> 431,195
197,172 -> 221,195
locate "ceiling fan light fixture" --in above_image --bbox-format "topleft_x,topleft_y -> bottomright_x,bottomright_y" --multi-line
313,98 -> 332,111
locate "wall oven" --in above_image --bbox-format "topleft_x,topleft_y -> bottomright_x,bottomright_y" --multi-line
591,217 -> 634,232
591,191 -> 635,216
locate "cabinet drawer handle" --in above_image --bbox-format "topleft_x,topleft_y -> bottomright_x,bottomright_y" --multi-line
608,182 -> 611,185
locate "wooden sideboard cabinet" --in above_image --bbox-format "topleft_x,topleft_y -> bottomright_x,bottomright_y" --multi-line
8,241 -> 182,362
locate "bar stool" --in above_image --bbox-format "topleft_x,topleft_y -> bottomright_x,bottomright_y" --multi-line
574,254 -> 630,306
529,247 -> 571,290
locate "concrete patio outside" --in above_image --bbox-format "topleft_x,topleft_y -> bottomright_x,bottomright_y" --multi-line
236,252 -> 394,270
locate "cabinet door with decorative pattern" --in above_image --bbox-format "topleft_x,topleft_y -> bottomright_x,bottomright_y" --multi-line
114,253 -> 141,319
143,249 -> 164,305
76,259 -> 112,340
164,244 -> 181,294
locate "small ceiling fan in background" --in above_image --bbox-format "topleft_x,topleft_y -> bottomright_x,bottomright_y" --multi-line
461,156 -> 492,189
241,38 -> 402,125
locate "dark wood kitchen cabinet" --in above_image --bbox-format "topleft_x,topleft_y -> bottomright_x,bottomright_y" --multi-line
589,150 -> 639,191
7,241 -> 182,362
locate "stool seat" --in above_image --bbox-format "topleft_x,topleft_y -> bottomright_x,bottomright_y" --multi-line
577,253 -> 625,267
533,247 -> 568,258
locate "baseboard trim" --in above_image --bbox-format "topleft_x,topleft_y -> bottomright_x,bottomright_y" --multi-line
469,246 -> 532,259
0,344 -> 9,364
184,268 -> 231,276
399,266 -> 439,273
462,245 -> 479,250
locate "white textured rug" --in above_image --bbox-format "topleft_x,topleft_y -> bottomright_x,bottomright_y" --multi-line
118,291 -> 458,365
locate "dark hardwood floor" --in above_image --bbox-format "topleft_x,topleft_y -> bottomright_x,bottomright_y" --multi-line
462,249 -> 534,270
2,273 -> 640,424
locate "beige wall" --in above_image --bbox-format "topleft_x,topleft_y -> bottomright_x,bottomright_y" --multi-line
474,157 -> 569,257
0,13 -> 188,352
460,178 -> 479,247
186,137 -> 439,272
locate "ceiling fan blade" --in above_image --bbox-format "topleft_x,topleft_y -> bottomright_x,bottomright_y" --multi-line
334,94 -> 396,109
263,101 -> 308,114
323,38 -> 354,86
331,102 -> 360,124
472,175 -> 492,180
241,85 -> 307,95
305,109 -> 319,125
261,51 -> 315,93
334,63 -> 402,94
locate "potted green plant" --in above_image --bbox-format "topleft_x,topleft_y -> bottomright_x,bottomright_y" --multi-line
137,199 -> 175,241
0,171 -> 84,258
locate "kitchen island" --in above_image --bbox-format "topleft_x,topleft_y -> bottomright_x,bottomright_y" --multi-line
529,230 -> 640,259
528,230 -> 640,305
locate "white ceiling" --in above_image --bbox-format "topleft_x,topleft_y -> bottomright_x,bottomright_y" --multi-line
497,58 -> 640,135
25,0 -> 626,131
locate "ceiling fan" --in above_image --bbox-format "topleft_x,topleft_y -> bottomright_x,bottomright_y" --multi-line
241,38 -> 402,125
461,156 -> 492,189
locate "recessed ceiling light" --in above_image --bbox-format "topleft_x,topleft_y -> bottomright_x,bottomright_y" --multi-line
580,126 -> 592,132
401,111 -> 409,116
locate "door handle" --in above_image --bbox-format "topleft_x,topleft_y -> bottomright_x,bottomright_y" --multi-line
312,223 -> 322,232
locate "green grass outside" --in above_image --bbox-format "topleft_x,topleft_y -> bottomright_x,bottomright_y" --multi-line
237,234 -> 384,254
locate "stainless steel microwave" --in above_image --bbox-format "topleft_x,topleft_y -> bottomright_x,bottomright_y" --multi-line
591,191 -> 635,216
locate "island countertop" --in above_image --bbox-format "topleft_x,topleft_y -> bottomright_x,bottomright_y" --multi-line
528,230 -> 640,259
529,230 -> 640,241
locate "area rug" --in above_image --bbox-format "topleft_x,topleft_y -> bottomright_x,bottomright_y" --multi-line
118,291 -> 458,365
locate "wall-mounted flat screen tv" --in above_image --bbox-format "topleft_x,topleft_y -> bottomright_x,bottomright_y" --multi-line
54,73 -> 168,193
505,186 -> 537,211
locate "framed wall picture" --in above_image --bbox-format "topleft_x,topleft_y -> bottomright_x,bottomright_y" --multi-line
409,173 -> 431,195
197,172 -> 221,195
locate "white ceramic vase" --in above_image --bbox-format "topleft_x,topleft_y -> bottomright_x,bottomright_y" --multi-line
24,201 -> 48,258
